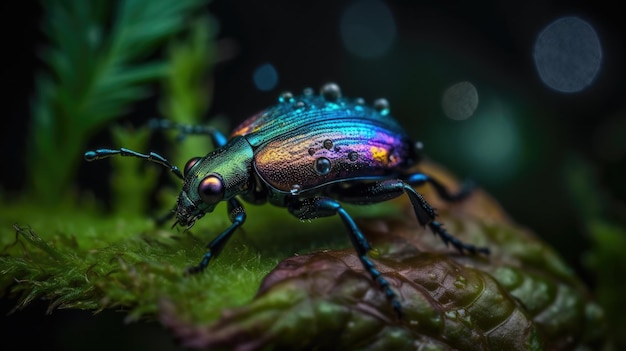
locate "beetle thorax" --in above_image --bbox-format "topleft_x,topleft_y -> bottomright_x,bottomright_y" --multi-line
175,136 -> 254,227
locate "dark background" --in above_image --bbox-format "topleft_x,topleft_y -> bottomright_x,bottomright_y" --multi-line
2,0 -> 625,349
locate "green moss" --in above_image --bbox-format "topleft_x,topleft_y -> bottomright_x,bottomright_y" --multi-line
0,196 -> 359,323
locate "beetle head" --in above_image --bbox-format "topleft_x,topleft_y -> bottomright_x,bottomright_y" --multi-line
175,136 -> 254,228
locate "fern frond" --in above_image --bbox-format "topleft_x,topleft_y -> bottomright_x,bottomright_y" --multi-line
28,0 -> 208,204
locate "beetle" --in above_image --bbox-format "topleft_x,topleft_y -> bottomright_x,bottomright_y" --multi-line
84,83 -> 489,316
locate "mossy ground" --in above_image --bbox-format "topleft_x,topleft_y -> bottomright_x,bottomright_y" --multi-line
0,191 -> 395,324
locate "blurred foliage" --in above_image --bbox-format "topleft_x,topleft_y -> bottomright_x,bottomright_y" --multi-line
110,125 -> 158,216
28,0 -> 208,204
1,162 -> 607,350
566,156 -> 626,350
159,16 -> 223,165
109,15 -> 221,216
585,221 -> 626,349
151,15 -> 230,212
161,17 -> 216,127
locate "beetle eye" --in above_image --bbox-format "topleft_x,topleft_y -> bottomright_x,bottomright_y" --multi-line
198,174 -> 224,204
184,157 -> 202,177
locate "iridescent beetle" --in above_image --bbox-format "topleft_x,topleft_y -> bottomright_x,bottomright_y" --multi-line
85,83 -> 489,316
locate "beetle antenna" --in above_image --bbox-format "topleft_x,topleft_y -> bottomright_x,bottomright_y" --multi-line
84,148 -> 184,180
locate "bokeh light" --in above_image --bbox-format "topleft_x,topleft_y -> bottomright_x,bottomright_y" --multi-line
253,62 -> 279,91
340,0 -> 396,59
441,81 -> 479,120
459,100 -> 521,183
533,16 -> 602,93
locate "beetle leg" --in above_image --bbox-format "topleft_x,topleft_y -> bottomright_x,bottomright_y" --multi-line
288,197 -> 403,317
403,172 -> 474,202
390,180 -> 490,255
335,180 -> 489,255
148,119 -> 228,148
186,197 -> 247,274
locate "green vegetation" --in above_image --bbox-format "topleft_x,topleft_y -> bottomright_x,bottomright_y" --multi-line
28,0 -> 209,204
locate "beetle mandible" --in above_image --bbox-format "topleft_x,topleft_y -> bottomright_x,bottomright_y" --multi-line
84,83 -> 489,316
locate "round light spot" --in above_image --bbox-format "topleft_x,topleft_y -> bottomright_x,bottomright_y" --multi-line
340,0 -> 396,59
459,100 -> 521,183
253,63 -> 279,91
533,16 -> 602,93
442,82 -> 479,120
